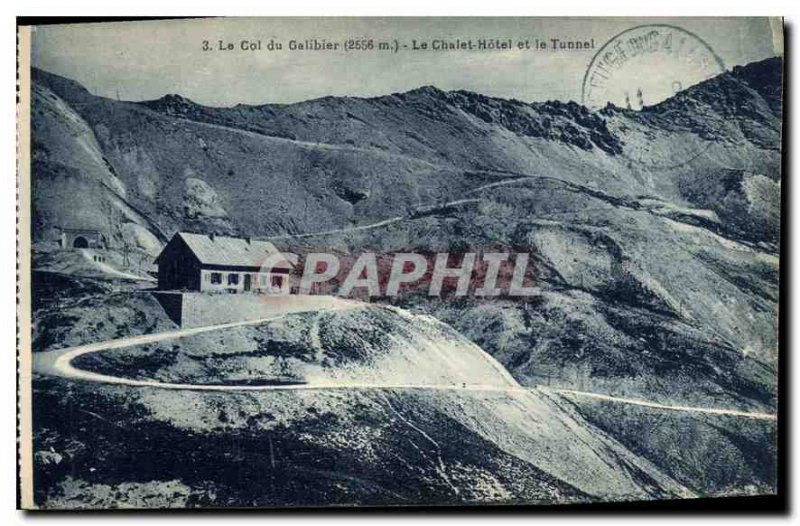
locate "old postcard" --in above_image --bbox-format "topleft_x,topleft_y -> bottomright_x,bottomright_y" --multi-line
17,17 -> 783,509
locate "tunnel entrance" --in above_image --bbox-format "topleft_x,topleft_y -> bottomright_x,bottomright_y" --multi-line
72,236 -> 89,249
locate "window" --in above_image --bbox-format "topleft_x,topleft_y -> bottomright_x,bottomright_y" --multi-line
210,272 -> 222,284
228,273 -> 239,285
259,274 -> 267,286
271,275 -> 283,288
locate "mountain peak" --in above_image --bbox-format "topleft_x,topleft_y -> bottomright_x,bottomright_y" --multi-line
403,85 -> 447,97
139,93 -> 206,118
731,56 -> 783,116
635,56 -> 782,149
161,93 -> 196,104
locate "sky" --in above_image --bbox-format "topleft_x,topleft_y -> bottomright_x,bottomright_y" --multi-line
30,17 -> 781,108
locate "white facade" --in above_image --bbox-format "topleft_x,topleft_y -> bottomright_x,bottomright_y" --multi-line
200,269 -> 289,294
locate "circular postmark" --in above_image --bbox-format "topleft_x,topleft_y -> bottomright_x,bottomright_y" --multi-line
582,24 -> 726,169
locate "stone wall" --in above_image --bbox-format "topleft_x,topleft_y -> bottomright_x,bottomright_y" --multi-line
152,292 -> 355,328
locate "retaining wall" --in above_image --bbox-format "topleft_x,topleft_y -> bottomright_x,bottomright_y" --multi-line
153,292 -> 353,328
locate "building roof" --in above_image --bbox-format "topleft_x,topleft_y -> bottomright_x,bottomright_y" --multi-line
157,232 -> 293,270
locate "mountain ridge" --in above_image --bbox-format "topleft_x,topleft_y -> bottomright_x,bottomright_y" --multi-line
29,56 -> 782,254
33,55 -> 783,114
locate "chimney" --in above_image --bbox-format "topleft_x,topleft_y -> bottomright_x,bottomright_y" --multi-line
246,236 -> 251,244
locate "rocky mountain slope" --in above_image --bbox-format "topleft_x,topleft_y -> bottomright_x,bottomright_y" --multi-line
33,58 -> 782,406
31,278 -> 775,507
30,57 -> 781,413
34,376 -> 697,507
29,57 -> 782,506
34,304 -> 698,508
31,58 -> 781,245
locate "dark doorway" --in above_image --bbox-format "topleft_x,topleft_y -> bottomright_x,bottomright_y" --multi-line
73,236 -> 89,249
243,274 -> 251,292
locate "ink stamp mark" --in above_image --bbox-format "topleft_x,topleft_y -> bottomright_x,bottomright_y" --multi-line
582,24 -> 726,169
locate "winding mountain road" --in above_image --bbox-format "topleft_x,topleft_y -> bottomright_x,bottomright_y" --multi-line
32,309 -> 777,421
537,386 -> 776,421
